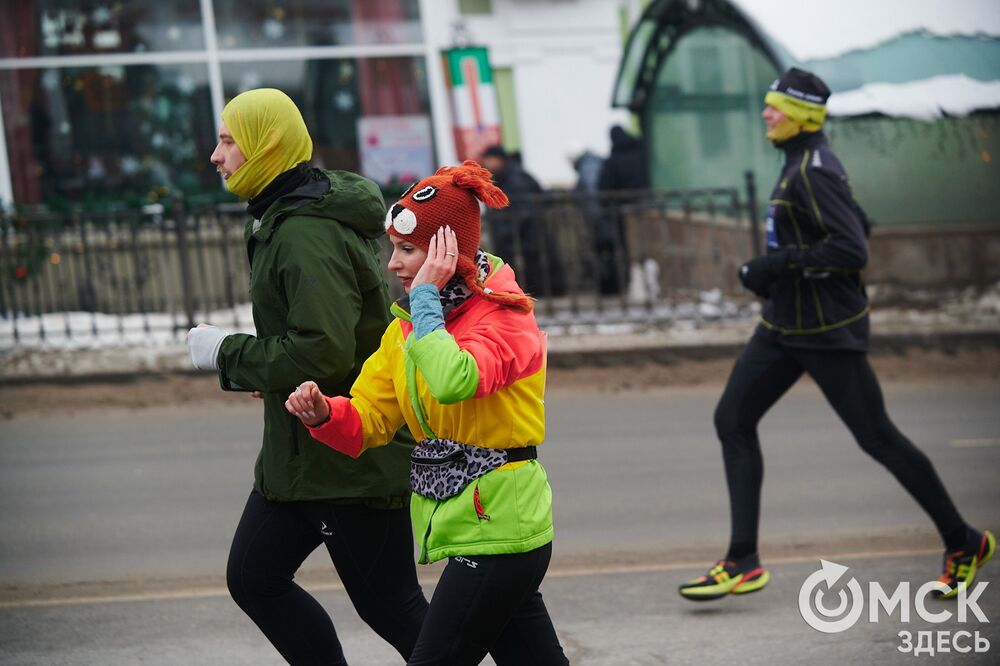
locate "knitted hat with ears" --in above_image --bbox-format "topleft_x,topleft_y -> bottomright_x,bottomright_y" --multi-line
385,160 -> 534,312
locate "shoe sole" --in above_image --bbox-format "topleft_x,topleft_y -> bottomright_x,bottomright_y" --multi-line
980,530 -> 996,567
733,569 -> 771,595
679,568 -> 770,602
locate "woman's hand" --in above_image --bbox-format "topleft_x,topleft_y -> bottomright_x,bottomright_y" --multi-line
410,226 -> 459,291
285,381 -> 331,427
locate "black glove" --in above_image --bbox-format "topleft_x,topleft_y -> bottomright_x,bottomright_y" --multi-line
738,251 -> 792,298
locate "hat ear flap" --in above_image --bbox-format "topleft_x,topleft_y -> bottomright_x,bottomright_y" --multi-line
451,160 -> 509,209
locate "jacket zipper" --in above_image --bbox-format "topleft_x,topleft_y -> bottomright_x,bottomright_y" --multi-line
411,450 -> 465,466
419,501 -> 441,565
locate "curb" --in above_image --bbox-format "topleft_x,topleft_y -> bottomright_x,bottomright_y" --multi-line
3,329 -> 998,386
547,329 -> 1000,369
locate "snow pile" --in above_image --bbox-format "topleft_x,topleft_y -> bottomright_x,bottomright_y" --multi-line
3,284 -> 998,380
0,305 -> 255,351
828,74 -> 1000,121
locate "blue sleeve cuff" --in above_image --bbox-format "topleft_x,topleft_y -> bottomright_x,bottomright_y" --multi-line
410,283 -> 445,340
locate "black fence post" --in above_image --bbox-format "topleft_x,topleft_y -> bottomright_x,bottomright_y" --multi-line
744,170 -> 762,257
173,197 -> 196,332
0,212 -> 17,343
76,209 -> 100,338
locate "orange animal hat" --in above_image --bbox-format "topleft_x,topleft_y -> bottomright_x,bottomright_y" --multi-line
386,160 -> 533,312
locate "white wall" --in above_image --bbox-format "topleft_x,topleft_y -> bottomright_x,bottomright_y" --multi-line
438,0 -> 635,187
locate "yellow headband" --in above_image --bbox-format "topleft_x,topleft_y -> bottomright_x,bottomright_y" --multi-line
764,90 -> 827,132
221,88 -> 313,200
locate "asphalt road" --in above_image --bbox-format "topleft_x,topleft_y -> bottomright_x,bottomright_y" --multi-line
1,379 -> 998,664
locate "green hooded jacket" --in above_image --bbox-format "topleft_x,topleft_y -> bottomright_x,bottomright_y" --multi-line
217,169 -> 414,506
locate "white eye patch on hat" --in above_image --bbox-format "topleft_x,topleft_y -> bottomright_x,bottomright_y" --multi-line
385,203 -> 417,234
384,186 -> 438,235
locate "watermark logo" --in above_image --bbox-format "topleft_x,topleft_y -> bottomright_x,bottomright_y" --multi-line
797,560 -> 992,656
798,559 -> 865,633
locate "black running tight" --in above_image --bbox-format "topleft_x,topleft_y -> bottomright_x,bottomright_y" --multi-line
227,491 -> 428,665
407,543 -> 568,666
714,334 -> 966,556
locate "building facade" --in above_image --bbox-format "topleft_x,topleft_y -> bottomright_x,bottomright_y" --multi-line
0,0 -> 635,210
613,0 -> 1000,226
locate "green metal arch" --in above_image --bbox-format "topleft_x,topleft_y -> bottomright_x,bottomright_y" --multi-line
613,0 -> 792,111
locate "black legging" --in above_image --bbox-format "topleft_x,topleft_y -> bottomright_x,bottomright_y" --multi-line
714,334 -> 966,556
227,490 -> 428,665
407,542 -> 568,666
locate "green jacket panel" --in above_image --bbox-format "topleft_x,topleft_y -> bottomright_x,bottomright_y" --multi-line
217,169 -> 414,504
410,460 -> 554,564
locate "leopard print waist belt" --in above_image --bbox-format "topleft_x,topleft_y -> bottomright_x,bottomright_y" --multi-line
409,439 -> 538,501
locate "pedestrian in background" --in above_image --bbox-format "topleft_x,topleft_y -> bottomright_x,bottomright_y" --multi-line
678,68 -> 994,602
480,144 -> 564,296
187,88 -> 427,664
598,124 -> 648,192
286,161 -> 568,666
569,142 -> 621,295
597,125 -> 648,296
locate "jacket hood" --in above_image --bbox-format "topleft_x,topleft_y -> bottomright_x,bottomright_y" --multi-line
258,169 -> 387,240
480,258 -> 522,296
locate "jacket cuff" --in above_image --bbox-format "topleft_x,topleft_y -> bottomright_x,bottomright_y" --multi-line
410,283 -> 445,340
305,396 -> 364,458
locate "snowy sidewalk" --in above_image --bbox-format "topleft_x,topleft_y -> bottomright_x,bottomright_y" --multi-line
2,284 -> 999,382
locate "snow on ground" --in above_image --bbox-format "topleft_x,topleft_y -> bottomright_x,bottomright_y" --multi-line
2,285 -> 999,381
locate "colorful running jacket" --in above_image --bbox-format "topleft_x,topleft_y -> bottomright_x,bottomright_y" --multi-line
307,254 -> 554,563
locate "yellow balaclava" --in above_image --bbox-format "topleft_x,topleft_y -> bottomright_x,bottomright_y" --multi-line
763,68 -> 830,143
221,88 -> 313,200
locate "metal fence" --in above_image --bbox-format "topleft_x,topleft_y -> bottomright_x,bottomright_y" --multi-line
0,184 -> 762,348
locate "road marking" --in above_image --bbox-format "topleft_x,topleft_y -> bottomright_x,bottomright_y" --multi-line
950,437 -> 1000,448
0,547 -> 942,609
543,548 -> 942,580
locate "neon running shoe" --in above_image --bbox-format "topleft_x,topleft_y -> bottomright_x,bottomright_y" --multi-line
933,529 -> 995,600
678,557 -> 770,602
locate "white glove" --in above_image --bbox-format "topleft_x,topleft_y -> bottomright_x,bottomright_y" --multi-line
187,325 -> 228,370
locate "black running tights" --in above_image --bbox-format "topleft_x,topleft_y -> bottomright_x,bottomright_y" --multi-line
227,491 -> 428,665
714,334 -> 966,555
407,542 -> 568,666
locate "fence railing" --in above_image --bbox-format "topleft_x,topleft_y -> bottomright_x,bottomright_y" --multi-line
0,185 -> 762,348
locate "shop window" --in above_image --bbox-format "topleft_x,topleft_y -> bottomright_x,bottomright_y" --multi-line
222,56 -> 434,190
213,0 -> 421,49
1,63 -> 218,207
1,1 -> 205,58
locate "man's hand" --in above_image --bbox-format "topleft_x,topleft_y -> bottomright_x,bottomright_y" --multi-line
411,226 -> 459,291
187,323 -> 228,370
738,251 -> 791,299
285,381 -> 331,427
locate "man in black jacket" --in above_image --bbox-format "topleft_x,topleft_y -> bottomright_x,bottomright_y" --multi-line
678,68 -> 994,602
481,145 -> 563,295
599,125 -> 648,192
597,126 -> 648,295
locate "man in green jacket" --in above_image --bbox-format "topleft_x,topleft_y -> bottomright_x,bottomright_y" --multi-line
188,88 -> 426,665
